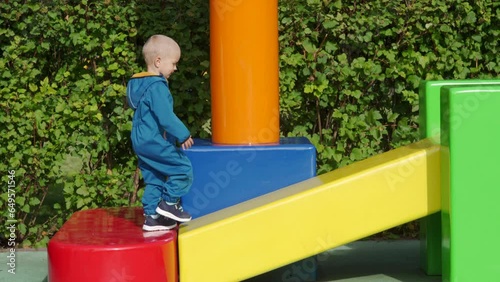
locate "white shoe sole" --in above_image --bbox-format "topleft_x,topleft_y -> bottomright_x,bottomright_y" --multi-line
142,230 -> 171,238
142,224 -> 177,232
156,208 -> 192,223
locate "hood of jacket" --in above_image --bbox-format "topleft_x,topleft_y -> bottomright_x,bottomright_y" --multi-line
126,72 -> 167,110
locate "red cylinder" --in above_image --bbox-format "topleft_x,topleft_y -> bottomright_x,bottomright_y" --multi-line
48,208 -> 178,282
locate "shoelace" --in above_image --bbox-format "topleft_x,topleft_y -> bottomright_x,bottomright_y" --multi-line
175,203 -> 184,212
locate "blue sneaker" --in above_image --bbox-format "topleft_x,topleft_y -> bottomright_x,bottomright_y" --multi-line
142,214 -> 177,231
156,200 -> 192,222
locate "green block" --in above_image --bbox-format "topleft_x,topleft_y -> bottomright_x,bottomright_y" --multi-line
419,212 -> 441,275
440,86 -> 500,282
419,80 -> 500,140
418,80 -> 500,275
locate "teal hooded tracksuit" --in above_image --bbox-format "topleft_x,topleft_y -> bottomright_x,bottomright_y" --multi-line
127,72 -> 193,215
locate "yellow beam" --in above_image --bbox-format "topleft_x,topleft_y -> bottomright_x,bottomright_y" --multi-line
178,139 -> 441,282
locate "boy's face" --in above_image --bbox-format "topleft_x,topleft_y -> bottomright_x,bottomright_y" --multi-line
158,47 -> 180,79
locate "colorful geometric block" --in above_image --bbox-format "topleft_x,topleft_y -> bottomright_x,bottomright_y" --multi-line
440,86 -> 500,281
178,139 -> 441,282
419,79 -> 500,140
182,137 -> 317,218
418,79 -> 500,275
48,207 -> 178,282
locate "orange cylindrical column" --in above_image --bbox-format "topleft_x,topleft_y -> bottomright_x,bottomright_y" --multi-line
210,0 -> 279,145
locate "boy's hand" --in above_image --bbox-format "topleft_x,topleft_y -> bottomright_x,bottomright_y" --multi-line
181,137 -> 194,150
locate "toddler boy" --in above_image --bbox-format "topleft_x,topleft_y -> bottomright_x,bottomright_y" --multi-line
127,35 -> 194,231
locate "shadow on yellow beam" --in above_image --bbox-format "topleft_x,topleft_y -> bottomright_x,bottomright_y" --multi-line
178,139 -> 441,282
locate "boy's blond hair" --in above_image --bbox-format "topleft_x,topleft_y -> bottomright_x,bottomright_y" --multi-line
142,35 -> 180,67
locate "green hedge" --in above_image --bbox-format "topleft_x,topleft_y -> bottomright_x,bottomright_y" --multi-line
1,0 -> 498,247
279,0 -> 499,173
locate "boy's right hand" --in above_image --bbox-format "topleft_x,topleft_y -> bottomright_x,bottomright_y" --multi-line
181,137 -> 194,150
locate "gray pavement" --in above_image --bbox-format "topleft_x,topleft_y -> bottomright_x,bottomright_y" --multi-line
0,249 -> 47,282
0,240 -> 441,282
317,240 -> 441,282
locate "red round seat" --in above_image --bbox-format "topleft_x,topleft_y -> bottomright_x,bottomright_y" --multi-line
48,207 -> 177,282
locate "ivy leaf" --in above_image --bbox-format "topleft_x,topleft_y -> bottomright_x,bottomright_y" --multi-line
302,38 -> 316,54
76,198 -> 85,209
76,187 -> 89,196
29,198 -> 41,206
465,11 -> 476,24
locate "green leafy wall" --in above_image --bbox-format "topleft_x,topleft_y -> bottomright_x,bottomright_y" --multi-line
1,0 -> 498,247
279,0 -> 499,173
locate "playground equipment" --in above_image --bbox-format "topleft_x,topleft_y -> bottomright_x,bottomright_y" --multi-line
418,79 -> 500,278
178,138 -> 441,281
47,0 -> 500,281
210,0 -> 279,145
48,208 -> 178,281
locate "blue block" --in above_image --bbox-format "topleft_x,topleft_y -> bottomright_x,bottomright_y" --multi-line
182,137 -> 316,218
